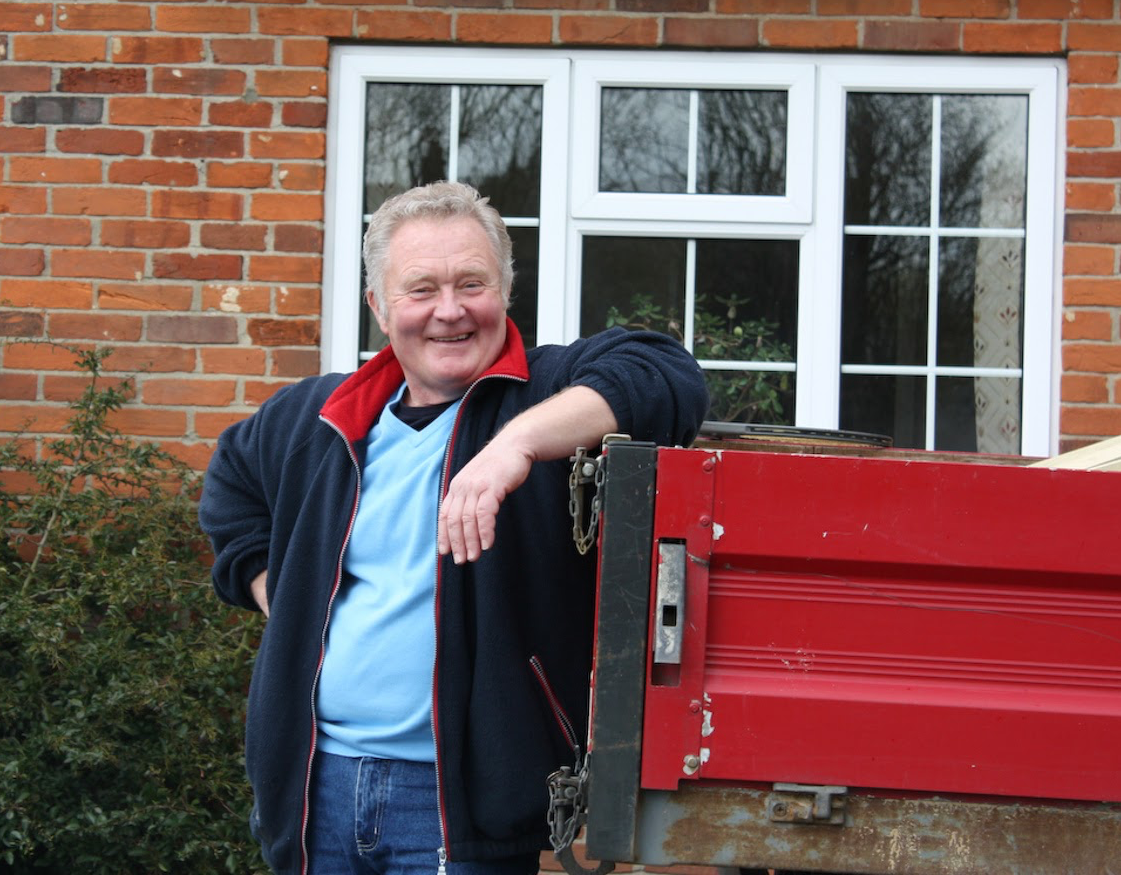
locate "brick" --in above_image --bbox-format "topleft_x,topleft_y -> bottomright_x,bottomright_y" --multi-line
207,161 -> 274,188
109,159 -> 199,186
1068,53 -> 1119,85
153,67 -> 248,96
109,97 -> 202,126
58,66 -> 147,92
245,380 -> 296,405
1068,23 -> 1121,52
0,310 -> 45,337
12,34 -> 106,62
1,341 -> 92,371
97,343 -> 195,372
56,127 -> 145,155
153,252 -> 243,280
1064,343 -> 1121,372
1,65 -> 53,91
0,248 -> 45,276
0,373 -> 38,400
152,189 -> 243,220
1065,277 -> 1121,306
559,14 -> 659,44
97,282 -> 194,311
664,17 -> 759,48
819,0 -> 910,12
279,162 -> 326,191
0,4 -> 53,32
53,186 -> 147,216
142,378 -> 238,407
107,407 -> 189,437
200,346 -> 267,375
199,283 -> 270,316
200,223 -> 268,250
1063,244 -> 1116,275
0,404 -> 71,433
161,440 -> 218,471
43,373 -> 132,402
864,19 -> 961,50
1062,373 -> 1109,403
152,129 -> 244,158
716,0 -> 809,11
11,95 -> 103,124
1068,87 -> 1121,118
111,36 -> 204,64
353,10 -> 453,41
256,69 -> 327,98
1062,309 -> 1113,341
961,23 -> 1062,53
0,185 -> 48,214
1019,0 -> 1114,17
271,347 -> 320,378
276,285 -> 321,316
248,255 -> 322,283
281,38 -> 329,68
52,249 -> 146,280
196,410 -> 251,438
1065,181 -> 1115,211
250,130 -> 325,159
209,100 -> 275,128
1060,405 -> 1121,437
149,314 -> 239,344
456,12 -> 553,43
275,224 -> 323,253
1067,118 -> 1116,149
920,0 -> 1009,15
415,0 -> 504,7
250,192 -> 323,222
247,318 -> 320,346
100,219 -> 191,249
0,126 -> 47,152
762,18 -> 860,48
1,216 -> 91,246
0,279 -> 93,308
57,3 -> 151,30
211,38 -> 275,66
617,0 -> 706,10
48,312 -> 143,341
1066,150 -> 1121,178
281,101 -> 328,128
9,156 -> 102,183
258,7 -> 354,36
155,5 -> 252,33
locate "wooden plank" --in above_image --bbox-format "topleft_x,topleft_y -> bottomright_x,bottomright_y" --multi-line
1028,433 -> 1121,472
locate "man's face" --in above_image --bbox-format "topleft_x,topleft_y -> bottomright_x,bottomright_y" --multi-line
373,216 -> 508,407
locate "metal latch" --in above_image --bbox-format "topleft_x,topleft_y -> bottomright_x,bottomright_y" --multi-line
768,783 -> 848,825
653,541 -> 686,664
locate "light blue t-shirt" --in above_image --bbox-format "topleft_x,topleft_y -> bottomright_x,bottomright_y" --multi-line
316,386 -> 461,761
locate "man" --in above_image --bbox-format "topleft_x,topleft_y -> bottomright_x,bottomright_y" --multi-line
200,181 -> 708,875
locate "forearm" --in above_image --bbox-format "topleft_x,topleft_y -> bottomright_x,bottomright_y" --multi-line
488,385 -> 618,464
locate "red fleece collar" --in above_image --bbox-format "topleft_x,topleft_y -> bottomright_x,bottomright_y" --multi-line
319,317 -> 530,443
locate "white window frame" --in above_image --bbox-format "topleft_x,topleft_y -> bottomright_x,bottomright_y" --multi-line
323,47 -> 1065,456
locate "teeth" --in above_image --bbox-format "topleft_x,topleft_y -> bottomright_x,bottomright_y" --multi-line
433,334 -> 470,342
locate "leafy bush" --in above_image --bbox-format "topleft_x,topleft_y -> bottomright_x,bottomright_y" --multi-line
0,346 -> 265,873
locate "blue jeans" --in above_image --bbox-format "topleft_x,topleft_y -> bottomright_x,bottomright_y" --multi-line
307,752 -> 541,875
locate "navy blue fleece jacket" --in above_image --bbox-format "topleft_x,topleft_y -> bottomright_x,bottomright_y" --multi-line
199,322 -> 707,874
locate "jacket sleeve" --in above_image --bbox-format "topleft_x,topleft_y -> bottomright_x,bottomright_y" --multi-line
551,327 -> 709,448
198,403 -> 276,612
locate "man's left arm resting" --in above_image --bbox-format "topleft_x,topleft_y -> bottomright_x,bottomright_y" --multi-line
437,385 -> 616,565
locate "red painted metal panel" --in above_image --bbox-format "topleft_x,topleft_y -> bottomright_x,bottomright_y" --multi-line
641,448 -> 1121,802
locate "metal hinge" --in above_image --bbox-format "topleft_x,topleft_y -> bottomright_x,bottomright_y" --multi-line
768,783 -> 848,825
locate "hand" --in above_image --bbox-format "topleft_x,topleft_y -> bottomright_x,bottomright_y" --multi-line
249,569 -> 269,618
438,441 -> 533,565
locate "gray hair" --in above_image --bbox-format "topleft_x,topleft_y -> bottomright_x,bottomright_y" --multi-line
362,181 -> 514,319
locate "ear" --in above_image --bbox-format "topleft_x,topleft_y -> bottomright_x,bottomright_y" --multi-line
366,289 -> 388,334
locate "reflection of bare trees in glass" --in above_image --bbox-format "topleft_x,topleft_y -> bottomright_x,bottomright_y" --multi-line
941,96 -> 1027,229
600,89 -> 689,193
698,90 -> 786,196
459,85 -> 543,216
364,84 -> 450,213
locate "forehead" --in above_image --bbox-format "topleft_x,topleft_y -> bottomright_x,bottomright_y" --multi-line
387,216 -> 496,272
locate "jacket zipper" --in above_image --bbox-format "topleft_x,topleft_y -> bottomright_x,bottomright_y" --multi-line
299,415 -> 364,875
432,372 -> 526,870
529,655 -> 580,754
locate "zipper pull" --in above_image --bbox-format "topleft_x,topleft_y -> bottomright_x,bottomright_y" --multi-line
437,846 -> 447,875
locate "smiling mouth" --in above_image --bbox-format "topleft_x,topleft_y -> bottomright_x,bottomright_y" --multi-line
431,333 -> 472,343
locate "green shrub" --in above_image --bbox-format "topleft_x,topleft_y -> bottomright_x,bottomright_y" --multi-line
0,346 -> 265,873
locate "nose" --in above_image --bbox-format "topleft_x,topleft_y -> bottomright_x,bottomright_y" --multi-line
433,286 -> 465,321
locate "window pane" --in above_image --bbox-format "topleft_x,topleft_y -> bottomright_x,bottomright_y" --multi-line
938,237 -> 1024,369
705,369 -> 794,426
579,237 -> 686,338
599,89 -> 689,193
936,376 -> 1022,454
364,84 -> 450,213
694,239 -> 797,360
842,234 -> 929,366
508,226 -> 538,348
845,93 -> 932,227
841,374 -> 926,450
697,90 -> 787,196
459,85 -> 543,217
940,95 -> 1028,229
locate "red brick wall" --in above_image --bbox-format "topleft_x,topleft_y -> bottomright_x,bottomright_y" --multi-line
2,0 -> 1119,465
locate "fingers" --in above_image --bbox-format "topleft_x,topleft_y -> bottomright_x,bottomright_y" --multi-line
439,481 -> 500,565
